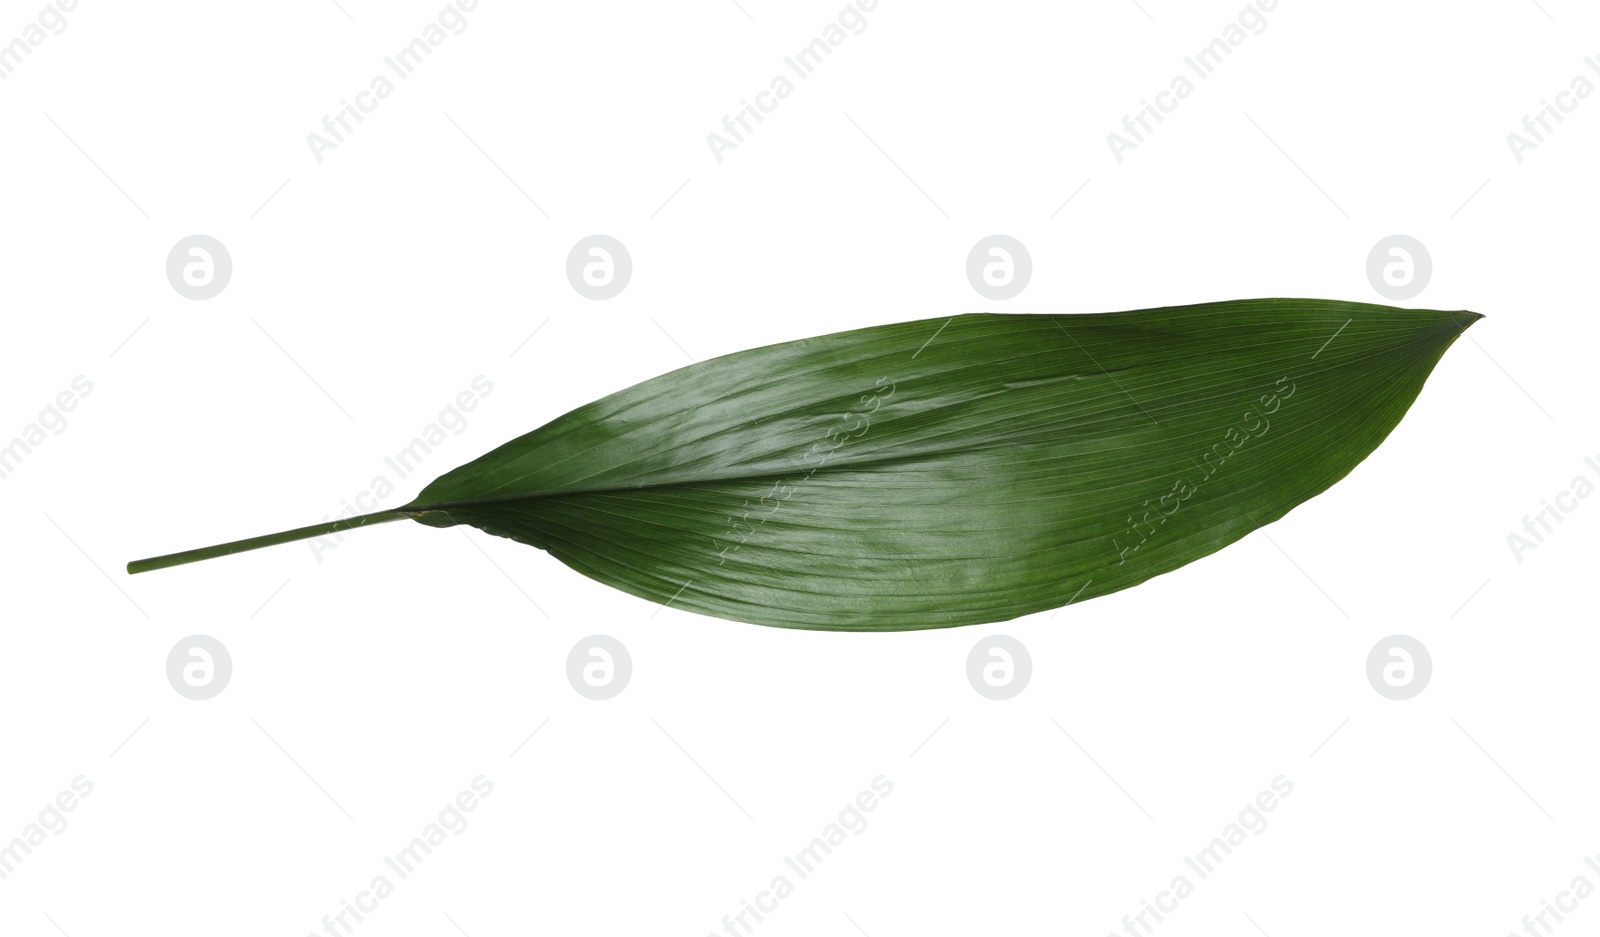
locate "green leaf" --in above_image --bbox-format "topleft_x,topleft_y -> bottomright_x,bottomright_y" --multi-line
129,299 -> 1479,631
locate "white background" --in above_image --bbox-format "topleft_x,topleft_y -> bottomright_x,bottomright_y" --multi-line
1,1 -> 1596,935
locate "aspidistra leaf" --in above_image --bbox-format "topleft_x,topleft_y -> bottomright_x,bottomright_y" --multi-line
129,299 -> 1479,631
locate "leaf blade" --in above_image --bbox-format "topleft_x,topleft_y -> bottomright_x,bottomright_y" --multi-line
403,299 -> 1478,630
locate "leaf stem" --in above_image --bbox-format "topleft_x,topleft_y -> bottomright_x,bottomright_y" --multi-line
126,510 -> 411,574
